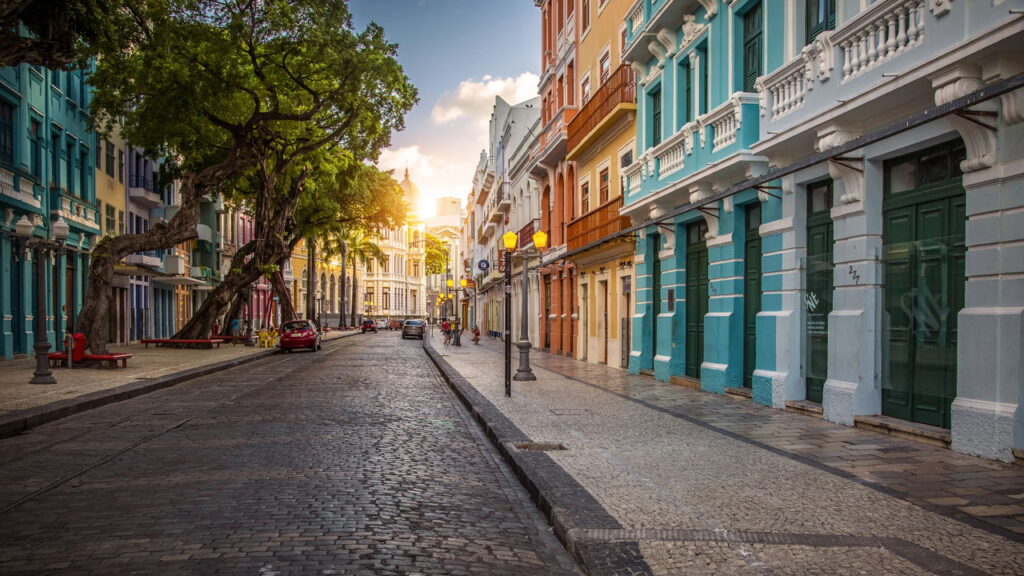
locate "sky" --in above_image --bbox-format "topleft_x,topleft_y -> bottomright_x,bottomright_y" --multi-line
348,0 -> 541,218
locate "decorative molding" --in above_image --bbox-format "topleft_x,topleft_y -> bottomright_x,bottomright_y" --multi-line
697,0 -> 717,19
932,65 -> 996,172
1001,88 -> 1024,126
781,174 -> 795,196
928,0 -> 953,17
648,40 -> 667,67
656,28 -> 677,59
679,16 -> 707,54
817,124 -> 864,204
801,31 -> 834,82
631,62 -> 648,87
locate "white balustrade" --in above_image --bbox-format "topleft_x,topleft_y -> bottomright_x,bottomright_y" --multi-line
653,130 -> 688,178
758,58 -> 811,119
0,168 -> 13,192
626,2 -> 645,43
837,0 -> 924,81
624,161 -> 643,196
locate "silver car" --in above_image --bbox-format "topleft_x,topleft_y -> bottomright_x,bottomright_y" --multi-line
401,319 -> 425,340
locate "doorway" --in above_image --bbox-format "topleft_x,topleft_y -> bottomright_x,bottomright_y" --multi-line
882,141 -> 966,429
805,180 -> 834,403
685,220 -> 709,378
743,203 -> 762,388
599,279 -> 609,364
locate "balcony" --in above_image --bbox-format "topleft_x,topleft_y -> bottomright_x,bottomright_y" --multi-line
477,220 -> 496,245
517,218 -> 540,250
497,182 -> 512,212
190,265 -> 216,280
128,174 -> 162,208
624,1 -> 710,62
127,250 -> 163,269
195,223 -> 213,243
567,64 -> 637,158
0,168 -> 41,209
758,0 -> 947,136
566,197 -> 632,253
530,106 -> 577,171
163,253 -> 186,275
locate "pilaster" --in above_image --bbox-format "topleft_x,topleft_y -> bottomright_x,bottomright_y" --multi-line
702,197 -> 743,394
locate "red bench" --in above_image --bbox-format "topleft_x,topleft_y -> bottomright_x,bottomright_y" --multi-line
82,353 -> 133,368
141,339 -> 224,349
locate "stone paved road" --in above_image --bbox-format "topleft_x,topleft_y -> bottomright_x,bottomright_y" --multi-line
0,333 -> 578,575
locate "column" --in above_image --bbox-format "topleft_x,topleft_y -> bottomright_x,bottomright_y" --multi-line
702,197 -> 744,394
1,235 -> 12,359
942,64 -> 1024,461
629,229 -> 654,374
751,187 -> 789,407
655,224 -> 680,382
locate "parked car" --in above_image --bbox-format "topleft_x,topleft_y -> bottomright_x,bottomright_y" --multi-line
361,320 -> 378,333
376,320 -> 388,330
389,319 -> 402,331
279,319 -> 321,352
401,319 -> 425,340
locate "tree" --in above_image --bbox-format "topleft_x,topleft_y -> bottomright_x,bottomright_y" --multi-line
0,0 -> 148,68
78,0 -> 417,350
424,232 -> 450,276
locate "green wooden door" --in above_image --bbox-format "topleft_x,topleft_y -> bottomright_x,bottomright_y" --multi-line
685,221 -> 709,378
651,234 -> 661,357
805,180 -> 834,403
743,204 -> 762,388
883,142 -> 966,429
742,4 -> 763,93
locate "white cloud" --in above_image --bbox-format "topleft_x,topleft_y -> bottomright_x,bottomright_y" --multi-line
431,72 -> 539,126
377,145 -> 474,218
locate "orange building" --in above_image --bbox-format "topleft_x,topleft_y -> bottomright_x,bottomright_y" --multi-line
530,0 -> 578,356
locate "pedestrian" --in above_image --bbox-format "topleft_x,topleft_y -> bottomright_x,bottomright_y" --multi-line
472,324 -> 480,345
212,319 -> 221,338
441,319 -> 451,345
230,316 -> 241,345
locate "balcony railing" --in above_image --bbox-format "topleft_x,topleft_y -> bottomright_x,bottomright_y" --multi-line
568,64 -> 636,153
518,218 -> 540,249
566,197 -> 631,253
128,174 -> 155,193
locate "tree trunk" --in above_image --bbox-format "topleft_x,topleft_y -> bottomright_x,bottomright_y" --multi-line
173,241 -> 259,339
350,258 -> 358,323
271,268 -> 297,322
338,244 -> 347,328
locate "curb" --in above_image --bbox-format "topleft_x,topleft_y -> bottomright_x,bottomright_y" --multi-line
0,331 -> 361,440
422,341 -> 653,576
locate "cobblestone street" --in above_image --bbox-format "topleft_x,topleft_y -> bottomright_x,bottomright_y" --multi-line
0,333 -> 577,575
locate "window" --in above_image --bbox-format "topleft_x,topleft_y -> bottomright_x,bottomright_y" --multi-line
106,204 -> 116,234
599,168 -> 609,204
51,132 -> 60,186
742,4 -> 763,93
581,77 -> 591,104
619,149 -> 633,194
118,210 -> 124,234
118,149 -> 124,183
650,88 -> 662,147
29,120 -> 41,177
0,100 -> 13,164
66,141 -> 76,196
582,0 -> 590,31
581,181 -> 591,214
599,52 -> 611,84
383,288 -> 391,309
678,60 -> 692,126
105,140 -> 115,177
80,150 -> 88,199
698,46 -> 709,115
806,0 -> 836,45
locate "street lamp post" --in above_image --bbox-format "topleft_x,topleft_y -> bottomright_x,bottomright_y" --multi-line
501,233 -> 514,398
15,215 -> 70,385
513,229 -> 547,381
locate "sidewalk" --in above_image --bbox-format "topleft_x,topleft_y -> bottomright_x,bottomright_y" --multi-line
0,330 -> 359,437
426,338 -> 1024,576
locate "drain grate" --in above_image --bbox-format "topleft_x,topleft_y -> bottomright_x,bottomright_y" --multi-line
513,441 -> 567,452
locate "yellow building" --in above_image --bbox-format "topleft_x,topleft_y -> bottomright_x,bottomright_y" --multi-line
564,0 -> 636,369
94,127 -> 130,344
287,237 -> 350,326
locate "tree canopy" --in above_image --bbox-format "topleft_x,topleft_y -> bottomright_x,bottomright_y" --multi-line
424,232 -> 450,276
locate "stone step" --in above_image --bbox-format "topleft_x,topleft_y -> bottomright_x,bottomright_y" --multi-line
853,414 -> 951,449
724,387 -> 753,399
670,375 -> 701,390
784,400 -> 824,420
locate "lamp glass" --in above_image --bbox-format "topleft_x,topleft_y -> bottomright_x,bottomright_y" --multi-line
15,215 -> 34,238
460,278 -> 467,287
501,230 -> 518,250
532,229 -> 548,249
446,279 -> 453,288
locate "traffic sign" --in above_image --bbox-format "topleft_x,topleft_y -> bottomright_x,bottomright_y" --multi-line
478,259 -> 490,271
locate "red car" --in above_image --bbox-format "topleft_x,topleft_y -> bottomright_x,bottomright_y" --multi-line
279,320 -> 321,352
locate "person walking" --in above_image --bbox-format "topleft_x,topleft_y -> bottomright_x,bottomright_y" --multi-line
441,319 -> 451,346
472,324 -> 480,345
230,316 -> 241,345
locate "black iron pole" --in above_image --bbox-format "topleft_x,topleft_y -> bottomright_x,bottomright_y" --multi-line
31,245 -> 55,384
504,250 -> 512,397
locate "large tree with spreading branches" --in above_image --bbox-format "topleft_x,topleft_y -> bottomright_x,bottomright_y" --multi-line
78,0 -> 417,352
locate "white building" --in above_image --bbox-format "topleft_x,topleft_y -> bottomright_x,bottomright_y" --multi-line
363,169 -> 426,321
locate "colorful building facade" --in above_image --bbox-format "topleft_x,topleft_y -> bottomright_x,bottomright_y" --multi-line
622,0 -> 1024,460
0,63 -> 99,359
565,0 -> 637,369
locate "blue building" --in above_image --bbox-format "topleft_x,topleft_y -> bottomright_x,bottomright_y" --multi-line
622,0 -> 1024,461
0,63 -> 99,359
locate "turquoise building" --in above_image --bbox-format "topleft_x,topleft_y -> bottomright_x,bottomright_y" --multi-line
0,63 -> 99,360
621,0 -> 1024,461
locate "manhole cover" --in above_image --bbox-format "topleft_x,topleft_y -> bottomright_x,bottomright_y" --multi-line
549,408 -> 592,416
513,441 -> 567,452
